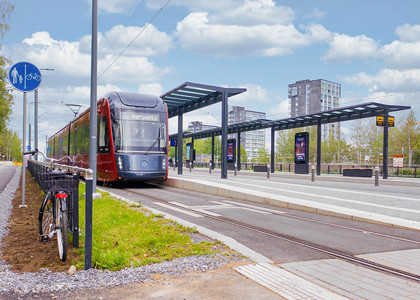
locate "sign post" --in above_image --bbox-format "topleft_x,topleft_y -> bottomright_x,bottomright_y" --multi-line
8,62 -> 42,208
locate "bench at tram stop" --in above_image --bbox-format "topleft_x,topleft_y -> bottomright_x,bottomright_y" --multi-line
342,168 -> 373,178
253,165 -> 268,172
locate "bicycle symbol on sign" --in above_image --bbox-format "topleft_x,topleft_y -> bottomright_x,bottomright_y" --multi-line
26,73 -> 41,81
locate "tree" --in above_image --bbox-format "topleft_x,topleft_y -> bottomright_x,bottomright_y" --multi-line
0,1 -> 13,38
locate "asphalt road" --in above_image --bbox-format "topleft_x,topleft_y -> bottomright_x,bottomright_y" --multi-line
102,181 -> 420,265
0,165 -> 18,193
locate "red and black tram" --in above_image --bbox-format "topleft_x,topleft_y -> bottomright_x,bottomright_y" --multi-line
47,92 -> 168,182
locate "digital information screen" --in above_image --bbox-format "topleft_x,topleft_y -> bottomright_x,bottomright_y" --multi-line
186,143 -> 191,161
295,132 -> 308,164
121,111 -> 159,122
227,140 -> 235,163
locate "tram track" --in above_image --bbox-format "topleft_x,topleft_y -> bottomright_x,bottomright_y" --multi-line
115,185 -> 420,283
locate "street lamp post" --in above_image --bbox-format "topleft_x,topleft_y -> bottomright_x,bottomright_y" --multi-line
35,68 -> 54,160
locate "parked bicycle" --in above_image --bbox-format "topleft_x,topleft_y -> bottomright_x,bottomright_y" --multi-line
24,149 -> 74,262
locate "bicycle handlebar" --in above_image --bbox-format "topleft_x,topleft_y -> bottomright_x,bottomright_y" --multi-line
23,148 -> 73,164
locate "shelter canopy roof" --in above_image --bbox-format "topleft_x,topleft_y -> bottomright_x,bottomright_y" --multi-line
169,102 -> 410,140
160,81 -> 247,118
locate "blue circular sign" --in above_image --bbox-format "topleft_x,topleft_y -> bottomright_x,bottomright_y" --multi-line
8,62 -> 42,92
27,145 -> 31,150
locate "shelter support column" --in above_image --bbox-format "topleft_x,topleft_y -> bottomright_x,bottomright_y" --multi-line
271,128 -> 275,173
191,137 -> 194,168
317,122 -> 321,176
221,90 -> 228,179
177,114 -> 183,175
237,132 -> 241,171
211,135 -> 215,169
383,110 -> 389,179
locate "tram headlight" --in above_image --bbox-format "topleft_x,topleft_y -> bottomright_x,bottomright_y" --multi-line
117,156 -> 123,170
162,158 -> 166,170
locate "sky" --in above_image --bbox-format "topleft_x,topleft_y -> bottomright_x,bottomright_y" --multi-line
2,0 -> 420,153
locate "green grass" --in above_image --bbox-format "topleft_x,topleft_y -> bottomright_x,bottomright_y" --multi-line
74,184 -> 219,271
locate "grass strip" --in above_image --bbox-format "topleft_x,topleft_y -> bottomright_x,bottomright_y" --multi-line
74,184 -> 219,271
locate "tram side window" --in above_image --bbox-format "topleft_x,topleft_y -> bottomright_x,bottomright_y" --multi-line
62,131 -> 68,156
98,116 -> 110,153
70,129 -> 78,156
54,137 -> 60,157
79,124 -> 90,154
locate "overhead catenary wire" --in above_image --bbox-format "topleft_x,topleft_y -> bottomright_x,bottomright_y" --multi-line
97,0 -> 172,81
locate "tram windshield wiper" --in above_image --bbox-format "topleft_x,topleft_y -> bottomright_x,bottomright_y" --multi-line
144,127 -> 163,155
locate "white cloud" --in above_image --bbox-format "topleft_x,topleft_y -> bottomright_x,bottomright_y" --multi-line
304,8 -> 325,21
380,40 -> 420,69
138,83 -> 164,96
210,0 -> 295,26
229,83 -> 270,105
80,24 -> 174,57
175,12 -> 328,57
92,0 -> 140,14
341,69 -> 420,93
395,23 -> 420,42
4,31 -> 173,87
268,99 -> 289,120
322,33 -> 379,63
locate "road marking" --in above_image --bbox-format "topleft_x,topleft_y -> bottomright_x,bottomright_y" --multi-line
170,201 -> 222,216
232,176 -> 420,202
217,180 -> 420,215
155,202 -> 203,217
221,200 -> 286,214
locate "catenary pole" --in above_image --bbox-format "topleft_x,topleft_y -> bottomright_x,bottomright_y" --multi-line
85,0 -> 97,270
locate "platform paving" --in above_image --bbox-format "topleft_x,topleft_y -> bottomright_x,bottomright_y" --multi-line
160,169 -> 420,299
165,168 -> 420,231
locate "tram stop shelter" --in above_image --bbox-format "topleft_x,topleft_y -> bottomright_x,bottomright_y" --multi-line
161,81 -> 247,179
163,83 -> 410,180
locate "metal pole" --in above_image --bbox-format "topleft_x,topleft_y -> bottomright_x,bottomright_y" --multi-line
267,165 -> 270,179
34,89 -> 39,160
237,132 -> 241,171
20,92 -> 28,208
85,169 -> 93,269
271,128 -> 275,173
221,90 -> 228,179
234,163 -> 237,176
209,162 -> 212,174
211,135 -> 215,169
311,164 -> 315,182
383,111 -> 389,179
177,114 -> 183,175
28,123 -> 31,151
375,165 -> 379,186
89,0 -> 98,191
317,122 -> 322,176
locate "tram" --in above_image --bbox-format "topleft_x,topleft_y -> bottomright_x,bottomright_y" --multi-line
47,92 -> 168,182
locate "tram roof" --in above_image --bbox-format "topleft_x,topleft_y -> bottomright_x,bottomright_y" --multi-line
160,81 -> 247,118
169,102 -> 410,141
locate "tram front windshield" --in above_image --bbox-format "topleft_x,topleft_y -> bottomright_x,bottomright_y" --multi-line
113,110 -> 167,153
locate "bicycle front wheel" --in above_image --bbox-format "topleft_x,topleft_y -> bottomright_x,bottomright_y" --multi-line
55,199 -> 68,262
39,193 -> 54,239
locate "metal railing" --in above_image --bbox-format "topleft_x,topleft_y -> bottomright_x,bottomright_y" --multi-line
27,159 -> 95,269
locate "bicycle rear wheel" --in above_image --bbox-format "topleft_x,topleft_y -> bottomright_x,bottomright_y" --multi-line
55,196 -> 68,262
39,193 -> 54,240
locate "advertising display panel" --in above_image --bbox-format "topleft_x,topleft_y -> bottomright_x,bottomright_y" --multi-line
295,132 -> 309,164
186,143 -> 191,161
227,139 -> 236,163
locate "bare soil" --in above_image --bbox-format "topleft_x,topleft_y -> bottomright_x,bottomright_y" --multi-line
0,171 -> 80,273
